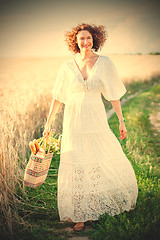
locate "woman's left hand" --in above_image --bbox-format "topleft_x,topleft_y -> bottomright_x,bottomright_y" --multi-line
119,122 -> 127,139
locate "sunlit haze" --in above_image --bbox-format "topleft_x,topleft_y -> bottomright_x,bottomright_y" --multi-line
0,0 -> 160,57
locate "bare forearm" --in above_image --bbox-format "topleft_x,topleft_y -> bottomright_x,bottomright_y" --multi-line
46,98 -> 62,125
110,99 -> 124,120
110,99 -> 127,138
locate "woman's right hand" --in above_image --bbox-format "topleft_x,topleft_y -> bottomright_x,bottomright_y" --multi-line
43,123 -> 50,138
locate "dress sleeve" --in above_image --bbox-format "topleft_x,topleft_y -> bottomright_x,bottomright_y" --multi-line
101,57 -> 127,101
52,63 -> 68,104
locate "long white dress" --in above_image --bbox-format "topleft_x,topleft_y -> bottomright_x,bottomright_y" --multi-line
52,55 -> 138,223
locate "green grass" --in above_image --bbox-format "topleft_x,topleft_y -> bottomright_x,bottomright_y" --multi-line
3,82 -> 160,240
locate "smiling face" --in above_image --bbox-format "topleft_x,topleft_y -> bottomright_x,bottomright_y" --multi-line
76,30 -> 93,53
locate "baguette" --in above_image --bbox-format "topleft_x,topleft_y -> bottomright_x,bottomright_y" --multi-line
33,139 -> 40,153
29,141 -> 37,155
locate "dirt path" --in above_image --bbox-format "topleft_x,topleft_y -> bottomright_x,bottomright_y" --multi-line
149,103 -> 160,132
68,237 -> 89,240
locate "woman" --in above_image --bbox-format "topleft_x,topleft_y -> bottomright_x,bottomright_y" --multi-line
43,23 -> 138,231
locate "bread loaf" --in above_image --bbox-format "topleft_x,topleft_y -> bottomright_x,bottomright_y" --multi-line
33,139 -> 40,153
29,141 -> 37,155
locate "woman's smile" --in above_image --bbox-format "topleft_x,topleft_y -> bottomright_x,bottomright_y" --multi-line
83,45 -> 90,48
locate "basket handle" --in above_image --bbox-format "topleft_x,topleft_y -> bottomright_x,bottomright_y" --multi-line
47,135 -> 51,154
39,133 -> 52,154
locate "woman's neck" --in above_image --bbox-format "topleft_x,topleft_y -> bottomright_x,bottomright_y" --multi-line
79,50 -> 96,60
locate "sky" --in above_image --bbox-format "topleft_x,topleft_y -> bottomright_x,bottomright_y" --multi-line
0,0 -> 160,57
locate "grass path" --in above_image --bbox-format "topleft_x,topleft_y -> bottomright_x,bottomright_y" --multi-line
9,83 -> 160,240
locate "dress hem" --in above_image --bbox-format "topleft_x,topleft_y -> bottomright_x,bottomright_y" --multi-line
59,203 -> 137,223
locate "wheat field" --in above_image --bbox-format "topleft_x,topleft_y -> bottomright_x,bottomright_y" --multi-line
0,54 -> 160,233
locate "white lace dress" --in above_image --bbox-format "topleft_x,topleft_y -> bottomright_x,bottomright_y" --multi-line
52,55 -> 138,223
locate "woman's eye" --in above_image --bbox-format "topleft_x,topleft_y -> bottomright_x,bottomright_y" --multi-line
79,37 -> 91,40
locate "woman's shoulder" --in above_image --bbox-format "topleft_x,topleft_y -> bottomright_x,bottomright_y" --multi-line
57,58 -> 75,74
99,55 -> 111,61
57,58 -> 72,71
61,57 -> 75,68
99,55 -> 116,68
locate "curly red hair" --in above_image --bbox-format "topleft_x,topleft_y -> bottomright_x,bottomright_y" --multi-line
65,23 -> 108,53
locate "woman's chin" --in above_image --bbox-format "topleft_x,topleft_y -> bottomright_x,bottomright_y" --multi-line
81,48 -> 91,52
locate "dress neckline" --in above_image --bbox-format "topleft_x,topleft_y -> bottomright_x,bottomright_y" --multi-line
73,55 -> 100,82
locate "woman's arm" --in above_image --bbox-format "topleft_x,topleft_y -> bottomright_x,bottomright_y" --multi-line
110,99 -> 127,139
43,98 -> 62,136
110,99 -> 124,120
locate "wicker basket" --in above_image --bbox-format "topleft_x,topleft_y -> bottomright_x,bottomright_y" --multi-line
23,135 -> 53,188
